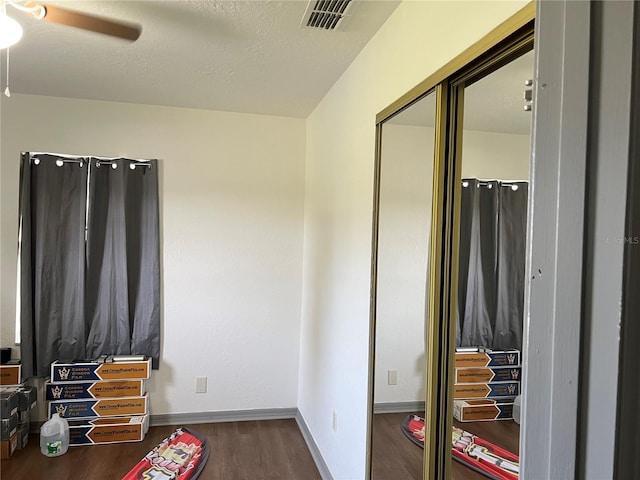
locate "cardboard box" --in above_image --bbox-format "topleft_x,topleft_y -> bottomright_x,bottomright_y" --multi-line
454,398 -> 515,422
15,386 -> 37,411
0,362 -> 21,386
16,422 -> 29,450
46,379 -> 146,400
68,415 -> 149,445
0,432 -> 17,459
455,350 -> 520,368
454,366 -> 521,384
49,394 -> 148,419
454,381 -> 520,399
18,409 -> 29,425
51,357 -> 151,382
1,413 -> 17,440
0,391 -> 18,418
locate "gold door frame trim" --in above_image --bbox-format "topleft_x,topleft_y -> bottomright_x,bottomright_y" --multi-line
423,81 -> 452,480
375,1 -> 535,125
365,120 -> 384,480
367,3 -> 535,479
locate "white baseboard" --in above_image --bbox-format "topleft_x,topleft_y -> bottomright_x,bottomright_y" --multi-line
150,407 -> 297,426
295,410 -> 334,480
373,401 -> 425,414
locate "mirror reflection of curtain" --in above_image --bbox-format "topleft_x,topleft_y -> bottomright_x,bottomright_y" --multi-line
19,153 -> 161,378
456,178 -> 528,350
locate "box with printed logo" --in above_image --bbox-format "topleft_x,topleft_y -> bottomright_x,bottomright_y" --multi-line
0,362 -> 21,386
454,349 -> 520,369
454,366 -> 521,384
51,357 -> 151,382
453,398 -> 515,422
68,415 -> 149,445
48,395 -> 147,419
453,381 -> 520,399
46,379 -> 146,400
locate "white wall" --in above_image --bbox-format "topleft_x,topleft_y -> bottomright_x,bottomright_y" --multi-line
375,123 -> 434,406
299,1 -> 529,478
0,94 -> 306,416
462,130 -> 530,180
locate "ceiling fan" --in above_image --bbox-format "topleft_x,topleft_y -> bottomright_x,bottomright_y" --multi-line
0,0 -> 142,49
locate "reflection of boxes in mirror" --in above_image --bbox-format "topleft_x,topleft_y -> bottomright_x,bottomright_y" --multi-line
453,348 -> 521,424
454,366 -> 521,383
454,398 -> 515,422
454,381 -> 520,399
454,349 -> 520,368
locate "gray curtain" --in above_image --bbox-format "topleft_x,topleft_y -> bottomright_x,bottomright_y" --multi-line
19,154 -> 88,377
85,158 -> 161,369
456,179 -> 528,350
19,153 -> 161,378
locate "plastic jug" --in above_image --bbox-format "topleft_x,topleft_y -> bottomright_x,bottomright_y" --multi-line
513,395 -> 521,425
40,413 -> 70,457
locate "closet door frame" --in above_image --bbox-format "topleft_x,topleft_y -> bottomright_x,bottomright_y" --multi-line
366,4 -> 535,480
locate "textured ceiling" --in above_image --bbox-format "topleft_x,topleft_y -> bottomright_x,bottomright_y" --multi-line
2,0 -> 401,117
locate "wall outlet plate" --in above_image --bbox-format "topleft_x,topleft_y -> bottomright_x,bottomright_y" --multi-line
195,376 -> 207,394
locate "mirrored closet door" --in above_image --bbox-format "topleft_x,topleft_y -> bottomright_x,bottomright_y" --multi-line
367,5 -> 535,479
369,91 -> 437,480
450,48 -> 533,480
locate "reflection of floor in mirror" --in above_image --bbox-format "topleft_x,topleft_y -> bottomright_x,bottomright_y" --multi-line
371,412 -> 520,480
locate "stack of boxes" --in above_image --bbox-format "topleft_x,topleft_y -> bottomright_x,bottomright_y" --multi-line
46,356 -> 151,446
453,348 -> 521,423
1,361 -> 37,459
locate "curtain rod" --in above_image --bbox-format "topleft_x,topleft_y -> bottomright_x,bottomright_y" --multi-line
27,152 -> 155,169
462,179 -> 529,185
26,152 -> 155,163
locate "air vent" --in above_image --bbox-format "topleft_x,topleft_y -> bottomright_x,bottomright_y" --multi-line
301,0 -> 355,31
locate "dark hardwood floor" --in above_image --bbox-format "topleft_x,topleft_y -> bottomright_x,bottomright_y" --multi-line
3,414 -> 518,479
371,412 -> 520,480
1,419 -> 321,480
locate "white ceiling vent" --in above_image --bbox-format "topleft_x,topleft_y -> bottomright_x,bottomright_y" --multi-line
300,0 -> 356,31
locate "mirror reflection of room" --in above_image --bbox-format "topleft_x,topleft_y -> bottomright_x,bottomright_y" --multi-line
371,92 -> 436,480
451,49 -> 533,480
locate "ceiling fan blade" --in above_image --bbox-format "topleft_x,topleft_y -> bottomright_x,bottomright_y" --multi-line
25,2 -> 141,41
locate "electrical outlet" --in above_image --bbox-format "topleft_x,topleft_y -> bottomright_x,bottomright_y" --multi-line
332,410 -> 338,433
388,369 -> 398,385
195,376 -> 207,394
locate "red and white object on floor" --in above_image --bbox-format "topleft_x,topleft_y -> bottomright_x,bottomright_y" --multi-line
122,427 -> 209,480
401,414 -> 519,480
